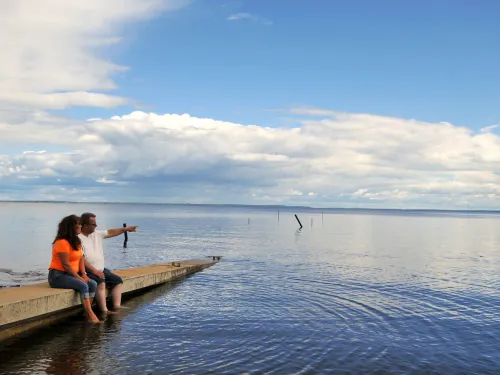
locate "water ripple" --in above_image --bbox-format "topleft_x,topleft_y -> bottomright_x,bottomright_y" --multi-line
2,205 -> 500,374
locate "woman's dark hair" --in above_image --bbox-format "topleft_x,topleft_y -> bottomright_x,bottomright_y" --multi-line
53,215 -> 81,251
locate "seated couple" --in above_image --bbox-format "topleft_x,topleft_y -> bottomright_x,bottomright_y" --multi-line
48,213 -> 137,323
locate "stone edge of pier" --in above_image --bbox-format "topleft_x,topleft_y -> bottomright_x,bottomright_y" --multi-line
0,259 -> 217,342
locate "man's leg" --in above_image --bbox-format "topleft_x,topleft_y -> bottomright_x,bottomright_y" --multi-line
95,282 -> 108,312
85,271 -> 115,313
111,283 -> 123,309
103,268 -> 124,310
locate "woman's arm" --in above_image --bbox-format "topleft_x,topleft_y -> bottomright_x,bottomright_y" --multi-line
79,257 -> 90,283
58,252 -> 83,280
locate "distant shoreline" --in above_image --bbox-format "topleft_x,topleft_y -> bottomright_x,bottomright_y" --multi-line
1,200 -> 499,214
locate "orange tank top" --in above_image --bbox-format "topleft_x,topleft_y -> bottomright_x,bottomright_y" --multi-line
49,239 -> 82,273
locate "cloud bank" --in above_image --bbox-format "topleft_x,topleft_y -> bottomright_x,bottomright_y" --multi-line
1,1 -> 499,209
2,109 -> 500,209
0,0 -> 188,109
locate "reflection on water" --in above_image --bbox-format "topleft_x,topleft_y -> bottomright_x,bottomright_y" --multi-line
1,203 -> 500,374
0,281 -> 182,375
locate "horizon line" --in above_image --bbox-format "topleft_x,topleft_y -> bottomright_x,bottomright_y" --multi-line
0,199 -> 499,213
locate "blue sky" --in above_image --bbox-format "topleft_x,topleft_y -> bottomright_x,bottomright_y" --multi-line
1,0 -> 500,209
69,0 -> 500,129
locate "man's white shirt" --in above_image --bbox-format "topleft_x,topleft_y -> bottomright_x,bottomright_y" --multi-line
79,230 -> 108,272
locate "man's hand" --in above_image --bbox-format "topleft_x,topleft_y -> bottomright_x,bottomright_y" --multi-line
126,226 -> 137,232
95,271 -> 105,279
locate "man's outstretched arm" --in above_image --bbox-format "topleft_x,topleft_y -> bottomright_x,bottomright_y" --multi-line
105,226 -> 138,239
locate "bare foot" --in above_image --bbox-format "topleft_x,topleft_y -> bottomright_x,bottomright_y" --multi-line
87,314 -> 102,323
105,310 -> 119,315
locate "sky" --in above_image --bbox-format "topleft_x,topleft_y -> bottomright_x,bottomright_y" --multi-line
1,0 -> 500,209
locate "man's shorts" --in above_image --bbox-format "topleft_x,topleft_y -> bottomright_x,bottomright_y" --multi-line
86,268 -> 123,288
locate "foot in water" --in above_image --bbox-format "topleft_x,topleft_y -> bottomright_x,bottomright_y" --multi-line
97,310 -> 117,320
86,313 -> 102,323
113,305 -> 130,310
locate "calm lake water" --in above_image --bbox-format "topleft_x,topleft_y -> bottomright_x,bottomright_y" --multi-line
1,202 -> 500,374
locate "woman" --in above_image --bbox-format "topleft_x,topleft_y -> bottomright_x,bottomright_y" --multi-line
48,215 -> 100,323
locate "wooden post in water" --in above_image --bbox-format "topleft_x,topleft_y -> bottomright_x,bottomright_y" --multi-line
278,210 -> 280,223
294,214 -> 303,228
322,212 -> 324,225
311,218 -> 313,227
123,223 -> 128,248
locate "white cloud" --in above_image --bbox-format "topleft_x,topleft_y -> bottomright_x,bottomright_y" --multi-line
1,2 -> 499,209
480,124 -> 499,133
227,13 -> 253,21
2,109 -> 500,209
0,0 -> 189,109
0,92 -> 130,110
96,177 -> 127,184
289,107 -> 338,117
227,12 -> 272,25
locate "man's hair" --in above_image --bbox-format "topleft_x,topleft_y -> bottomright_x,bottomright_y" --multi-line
80,212 -> 96,226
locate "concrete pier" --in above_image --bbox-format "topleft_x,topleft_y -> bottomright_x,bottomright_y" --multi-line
0,259 -> 216,342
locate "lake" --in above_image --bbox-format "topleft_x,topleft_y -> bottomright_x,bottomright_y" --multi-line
1,202 -> 500,374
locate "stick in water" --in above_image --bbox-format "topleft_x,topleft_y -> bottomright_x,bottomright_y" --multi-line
295,214 -> 303,228
123,223 -> 128,248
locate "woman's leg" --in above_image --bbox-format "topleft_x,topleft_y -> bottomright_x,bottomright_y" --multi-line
81,298 -> 99,323
86,272 -> 108,312
83,279 -> 99,322
48,270 -> 100,323
86,280 -> 104,321
87,279 -> 97,302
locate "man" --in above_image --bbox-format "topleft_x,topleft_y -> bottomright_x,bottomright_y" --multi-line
78,212 -> 137,313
